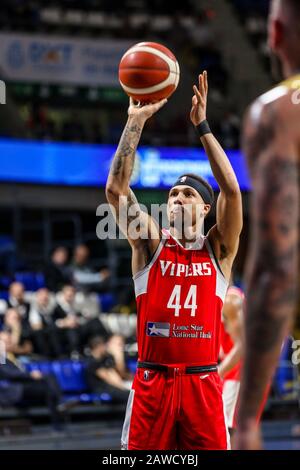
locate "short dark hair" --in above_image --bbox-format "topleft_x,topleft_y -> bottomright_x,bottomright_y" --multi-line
179,173 -> 215,205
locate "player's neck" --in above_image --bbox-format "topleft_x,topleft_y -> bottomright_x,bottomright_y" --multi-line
169,226 -> 203,247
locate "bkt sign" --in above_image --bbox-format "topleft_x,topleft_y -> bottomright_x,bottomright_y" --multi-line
0,80 -> 6,104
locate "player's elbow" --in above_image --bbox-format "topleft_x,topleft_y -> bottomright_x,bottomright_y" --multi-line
225,184 -> 241,199
105,182 -> 129,202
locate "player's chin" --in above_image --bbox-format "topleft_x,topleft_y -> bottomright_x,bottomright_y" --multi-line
169,213 -> 182,228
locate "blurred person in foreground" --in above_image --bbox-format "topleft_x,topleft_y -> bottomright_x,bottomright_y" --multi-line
235,0 -> 300,449
86,336 -> 130,404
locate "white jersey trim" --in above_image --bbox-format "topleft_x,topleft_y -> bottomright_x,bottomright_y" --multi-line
121,388 -> 135,450
204,238 -> 229,303
222,391 -> 232,450
133,238 -> 165,298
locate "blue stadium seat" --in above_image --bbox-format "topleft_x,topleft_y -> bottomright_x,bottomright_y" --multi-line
14,272 -> 45,291
0,276 -> 12,289
25,360 -> 112,404
126,358 -> 137,374
0,291 -> 9,301
51,361 -> 86,393
98,293 -> 115,312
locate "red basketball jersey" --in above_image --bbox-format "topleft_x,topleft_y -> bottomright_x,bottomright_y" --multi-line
219,286 -> 244,381
133,229 -> 229,365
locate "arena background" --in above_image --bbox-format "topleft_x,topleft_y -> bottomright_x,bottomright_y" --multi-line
0,0 -> 299,451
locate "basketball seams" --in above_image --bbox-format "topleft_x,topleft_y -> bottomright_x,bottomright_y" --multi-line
119,42 -> 180,101
122,45 -> 177,74
119,73 -> 177,95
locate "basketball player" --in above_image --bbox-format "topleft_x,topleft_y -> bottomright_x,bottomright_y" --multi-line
219,287 -> 244,438
106,71 -> 243,450
235,0 -> 300,449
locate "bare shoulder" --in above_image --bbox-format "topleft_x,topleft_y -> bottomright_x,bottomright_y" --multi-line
244,83 -> 300,172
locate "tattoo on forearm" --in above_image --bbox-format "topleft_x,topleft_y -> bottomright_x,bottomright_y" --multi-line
111,124 -> 142,177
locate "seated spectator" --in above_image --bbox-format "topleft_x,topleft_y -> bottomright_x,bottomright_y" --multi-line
0,331 -> 63,428
3,308 -> 32,356
54,285 -> 108,357
54,285 -> 81,325
44,246 -> 71,292
70,244 -> 110,293
6,282 -> 30,326
54,285 -> 82,356
107,334 -> 133,382
29,288 -> 56,329
86,336 -> 130,404
29,288 -> 63,358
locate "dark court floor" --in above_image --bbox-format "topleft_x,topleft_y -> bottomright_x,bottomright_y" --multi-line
0,420 -> 300,450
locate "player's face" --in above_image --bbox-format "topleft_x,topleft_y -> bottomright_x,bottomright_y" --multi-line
167,185 -> 208,229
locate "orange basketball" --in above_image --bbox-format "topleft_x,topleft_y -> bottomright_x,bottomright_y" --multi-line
119,42 -> 180,103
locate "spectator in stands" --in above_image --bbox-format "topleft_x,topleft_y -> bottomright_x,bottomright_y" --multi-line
54,285 -> 82,356
54,284 -> 108,356
107,334 -> 133,382
0,331 -> 63,428
29,288 -> 63,358
44,246 -> 71,292
86,336 -> 130,404
29,288 -> 56,328
7,282 -> 30,326
3,308 -> 32,356
188,11 -> 215,50
70,244 -> 110,293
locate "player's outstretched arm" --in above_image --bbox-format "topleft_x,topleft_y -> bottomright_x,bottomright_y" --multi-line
235,101 -> 298,449
190,72 -> 243,278
106,98 -> 167,274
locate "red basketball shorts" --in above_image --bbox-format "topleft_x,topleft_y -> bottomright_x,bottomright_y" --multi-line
121,364 -> 230,450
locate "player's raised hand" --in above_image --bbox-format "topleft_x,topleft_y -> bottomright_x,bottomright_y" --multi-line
190,71 -> 208,126
128,97 -> 168,123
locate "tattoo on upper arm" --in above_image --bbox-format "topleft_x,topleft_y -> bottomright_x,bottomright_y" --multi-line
246,155 -> 299,354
